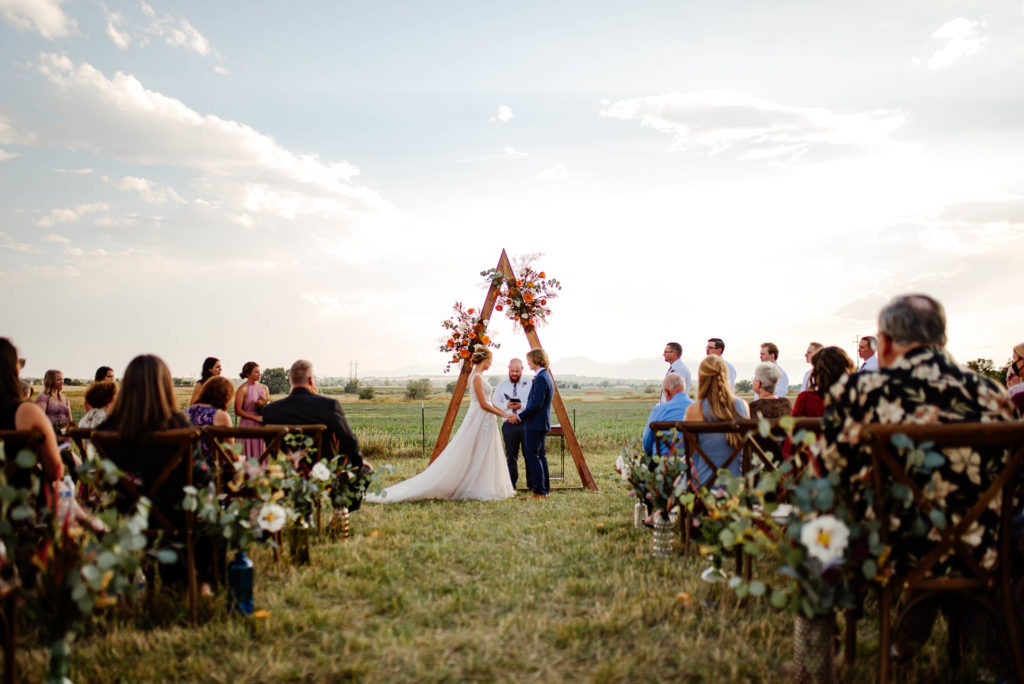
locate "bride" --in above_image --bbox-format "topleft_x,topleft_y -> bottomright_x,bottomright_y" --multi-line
365,347 -> 516,503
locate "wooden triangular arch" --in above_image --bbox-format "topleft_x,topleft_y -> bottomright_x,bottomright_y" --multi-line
430,249 -> 598,491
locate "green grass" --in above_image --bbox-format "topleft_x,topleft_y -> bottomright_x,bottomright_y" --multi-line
14,401 -> 980,682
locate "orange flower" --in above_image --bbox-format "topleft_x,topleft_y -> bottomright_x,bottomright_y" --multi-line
523,292 -> 534,303
539,271 -> 546,278
467,308 -> 475,314
515,316 -> 520,322
459,349 -> 470,358
495,304 -> 503,312
540,299 -> 547,305
447,339 -> 454,346
469,332 -> 477,339
480,335 -> 490,344
516,280 -> 522,287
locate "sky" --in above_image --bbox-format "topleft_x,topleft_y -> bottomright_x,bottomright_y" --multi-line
2,0 -> 1023,381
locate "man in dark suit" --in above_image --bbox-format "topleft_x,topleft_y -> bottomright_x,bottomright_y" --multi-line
262,359 -> 362,465
518,348 -> 553,498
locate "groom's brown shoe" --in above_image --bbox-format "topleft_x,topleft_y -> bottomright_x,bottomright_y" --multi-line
529,493 -> 548,500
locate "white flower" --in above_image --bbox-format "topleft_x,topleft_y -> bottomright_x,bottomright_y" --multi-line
800,515 -> 850,565
614,453 -> 630,482
310,462 -> 331,482
257,503 -> 288,532
874,396 -> 905,424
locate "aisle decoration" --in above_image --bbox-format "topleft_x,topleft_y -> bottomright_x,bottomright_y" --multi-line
481,254 -> 561,331
439,302 -> 499,373
620,437 -> 687,557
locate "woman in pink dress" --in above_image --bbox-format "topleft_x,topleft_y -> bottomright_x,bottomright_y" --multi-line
234,361 -> 270,460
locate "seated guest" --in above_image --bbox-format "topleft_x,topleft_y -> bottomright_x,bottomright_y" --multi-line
262,360 -> 365,508
19,379 -> 33,401
186,376 -> 236,463
801,342 -> 824,391
1006,343 -> 1024,414
749,363 -> 793,420
189,356 -> 222,406
682,355 -> 750,486
99,355 -> 212,590
791,346 -> 855,418
642,374 -> 694,456
78,380 -> 118,463
0,338 -> 63,483
820,294 -> 1018,658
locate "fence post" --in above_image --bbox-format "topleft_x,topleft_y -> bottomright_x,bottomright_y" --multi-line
421,403 -> 426,455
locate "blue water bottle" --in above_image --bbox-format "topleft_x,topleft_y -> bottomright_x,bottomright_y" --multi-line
227,550 -> 254,615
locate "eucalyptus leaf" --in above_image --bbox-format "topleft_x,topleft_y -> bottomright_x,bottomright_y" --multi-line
748,580 -> 766,597
770,589 -> 788,608
862,559 -> 877,579
10,505 -> 33,521
15,450 -> 37,469
928,509 -> 946,530
152,549 -> 178,564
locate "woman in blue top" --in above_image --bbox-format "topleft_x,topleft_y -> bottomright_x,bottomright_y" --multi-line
683,355 -> 749,486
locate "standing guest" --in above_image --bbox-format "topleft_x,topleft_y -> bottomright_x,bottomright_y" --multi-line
683,355 -> 750,485
660,342 -> 692,401
792,346 -> 855,418
189,357 -> 222,406
801,342 -> 824,391
234,362 -> 269,460
857,335 -> 879,372
705,338 -> 736,389
0,338 -> 63,483
187,376 -> 236,463
492,358 -> 532,490
759,342 -> 790,399
99,354 -> 213,593
94,366 -> 115,382
749,363 -> 793,419
35,369 -> 72,449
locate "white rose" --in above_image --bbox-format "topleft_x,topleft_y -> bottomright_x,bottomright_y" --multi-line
311,462 -> 331,482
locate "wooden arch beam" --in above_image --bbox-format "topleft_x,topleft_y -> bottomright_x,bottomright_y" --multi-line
430,249 -> 598,491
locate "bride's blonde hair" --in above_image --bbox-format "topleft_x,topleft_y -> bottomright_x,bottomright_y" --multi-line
471,347 -> 492,365
697,355 -> 743,448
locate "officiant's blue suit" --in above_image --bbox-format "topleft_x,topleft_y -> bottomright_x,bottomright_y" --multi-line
519,367 -> 553,495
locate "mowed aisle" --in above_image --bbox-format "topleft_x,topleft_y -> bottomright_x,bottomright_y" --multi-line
20,448 -> 893,682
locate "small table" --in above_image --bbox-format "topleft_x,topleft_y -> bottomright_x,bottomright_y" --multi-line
546,424 -> 565,481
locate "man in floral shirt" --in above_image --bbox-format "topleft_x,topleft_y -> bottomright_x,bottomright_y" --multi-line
820,294 -> 1019,659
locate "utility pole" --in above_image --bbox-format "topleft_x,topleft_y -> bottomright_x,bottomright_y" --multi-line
349,361 -> 358,381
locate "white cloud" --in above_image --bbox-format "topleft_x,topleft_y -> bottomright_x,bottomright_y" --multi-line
0,149 -> 16,161
600,91 -> 905,162
489,105 -> 514,123
928,18 -> 985,69
213,65 -> 229,76
43,233 -> 69,243
35,54 -> 385,221
102,175 -> 185,204
104,6 -> 130,49
163,17 -> 210,56
0,0 -> 75,39
35,201 -> 109,227
100,2 -> 213,57
0,232 -> 35,252
54,167 -> 93,174
503,146 -> 528,157
537,163 -> 568,182
0,113 -> 35,146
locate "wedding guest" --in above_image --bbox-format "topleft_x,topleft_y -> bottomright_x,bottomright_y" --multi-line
0,338 -> 63,483
642,373 -> 694,456
79,381 -> 117,430
705,337 -> 736,389
492,358 -> 532,490
749,363 -> 792,419
187,376 -> 235,463
801,342 -> 824,391
857,335 -> 879,371
683,355 -> 750,485
792,346 -> 855,418
234,361 -> 270,460
99,354 -> 213,592
35,369 -> 72,453
19,379 -> 33,401
660,342 -> 692,401
759,342 -> 790,399
94,366 -> 115,382
189,357 -> 222,406
1005,343 -> 1024,413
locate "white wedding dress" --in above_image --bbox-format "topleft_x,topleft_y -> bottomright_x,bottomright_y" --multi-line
365,373 -> 515,503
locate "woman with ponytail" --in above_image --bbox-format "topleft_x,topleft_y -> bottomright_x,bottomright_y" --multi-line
366,346 -> 515,503
683,355 -> 750,486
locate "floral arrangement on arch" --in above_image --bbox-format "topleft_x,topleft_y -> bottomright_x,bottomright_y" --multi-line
481,254 -> 561,332
439,301 -> 498,373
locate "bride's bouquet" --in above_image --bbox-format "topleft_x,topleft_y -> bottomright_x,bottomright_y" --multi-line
439,302 -> 499,373
481,253 -> 561,331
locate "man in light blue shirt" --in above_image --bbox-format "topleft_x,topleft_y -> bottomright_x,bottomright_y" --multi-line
643,374 -> 695,456
760,342 -> 790,399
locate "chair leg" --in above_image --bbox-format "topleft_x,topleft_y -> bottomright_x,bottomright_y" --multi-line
878,586 -> 892,684
185,528 -> 198,625
2,594 -> 16,684
843,608 -> 857,666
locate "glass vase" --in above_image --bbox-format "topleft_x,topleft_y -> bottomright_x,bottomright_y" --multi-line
328,507 -> 350,540
289,519 -> 311,565
792,612 -> 836,684
633,500 -> 645,529
651,515 -> 674,557
227,550 -> 254,615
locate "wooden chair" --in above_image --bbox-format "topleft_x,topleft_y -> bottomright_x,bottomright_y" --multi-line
862,422 -> 1024,683
87,428 -> 202,625
0,430 -> 47,684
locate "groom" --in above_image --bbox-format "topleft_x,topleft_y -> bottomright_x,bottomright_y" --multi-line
518,348 -> 553,499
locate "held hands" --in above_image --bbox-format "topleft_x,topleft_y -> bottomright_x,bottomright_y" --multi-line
506,413 -> 520,424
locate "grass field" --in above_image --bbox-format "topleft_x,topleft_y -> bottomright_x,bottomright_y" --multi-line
13,392 -> 972,682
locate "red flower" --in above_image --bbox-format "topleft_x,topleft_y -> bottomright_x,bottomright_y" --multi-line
539,271 -> 546,278
459,349 -> 470,358
467,308 -> 475,314
495,304 -> 503,312
540,299 -> 547,305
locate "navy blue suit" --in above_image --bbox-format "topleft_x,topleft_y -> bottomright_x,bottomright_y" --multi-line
519,367 -> 554,495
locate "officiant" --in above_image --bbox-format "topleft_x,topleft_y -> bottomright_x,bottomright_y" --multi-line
492,358 -> 532,490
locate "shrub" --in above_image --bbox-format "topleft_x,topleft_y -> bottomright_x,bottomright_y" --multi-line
262,367 -> 289,394
358,387 -> 375,400
734,379 -> 754,393
344,379 -> 359,394
405,378 -> 432,400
